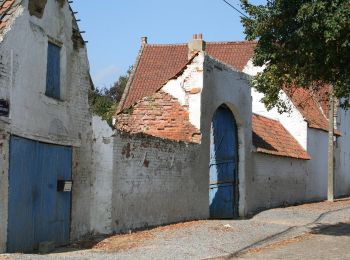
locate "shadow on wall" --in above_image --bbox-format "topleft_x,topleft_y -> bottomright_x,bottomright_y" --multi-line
209,105 -> 239,219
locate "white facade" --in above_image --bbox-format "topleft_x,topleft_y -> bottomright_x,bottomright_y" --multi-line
90,116 -> 114,234
90,52 -> 253,232
244,59 -> 350,212
0,0 -> 93,252
335,108 -> 350,197
90,44 -> 350,239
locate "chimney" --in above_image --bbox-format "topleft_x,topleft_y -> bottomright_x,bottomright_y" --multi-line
188,33 -> 206,59
141,36 -> 148,46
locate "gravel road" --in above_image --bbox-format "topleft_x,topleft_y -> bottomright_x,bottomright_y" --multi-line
2,198 -> 350,260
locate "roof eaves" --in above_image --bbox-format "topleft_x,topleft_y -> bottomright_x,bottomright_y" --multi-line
255,147 -> 311,160
116,41 -> 147,114
307,124 -> 342,136
252,113 -> 311,160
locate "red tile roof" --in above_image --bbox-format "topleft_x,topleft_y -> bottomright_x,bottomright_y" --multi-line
252,114 -> 311,160
118,38 -> 338,137
284,86 -> 340,135
118,41 -> 256,111
0,0 -> 21,35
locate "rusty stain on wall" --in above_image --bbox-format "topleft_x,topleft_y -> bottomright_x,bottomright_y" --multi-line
122,143 -> 131,158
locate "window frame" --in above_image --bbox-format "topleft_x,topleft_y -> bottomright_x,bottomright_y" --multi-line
45,41 -> 62,100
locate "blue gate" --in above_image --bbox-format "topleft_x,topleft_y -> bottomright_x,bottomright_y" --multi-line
209,105 -> 238,218
7,136 -> 72,252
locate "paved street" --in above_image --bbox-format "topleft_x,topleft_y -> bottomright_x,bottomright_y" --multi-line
237,222 -> 350,259
2,198 -> 350,259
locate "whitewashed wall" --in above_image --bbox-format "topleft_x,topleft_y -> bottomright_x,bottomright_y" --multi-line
112,132 -> 205,233
89,52 -> 350,239
303,129 -> 328,199
248,129 -> 330,214
0,0 -> 93,251
249,153 -> 309,213
335,108 -> 350,197
244,60 -> 308,150
90,116 -> 114,235
162,54 -> 204,129
90,53 -> 253,234
251,88 -> 308,150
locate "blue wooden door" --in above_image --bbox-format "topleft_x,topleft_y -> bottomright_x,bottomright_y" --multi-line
7,136 -> 72,252
209,106 -> 238,218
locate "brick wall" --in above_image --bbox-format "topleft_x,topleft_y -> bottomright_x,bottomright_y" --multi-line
111,131 -> 208,232
116,91 -> 201,143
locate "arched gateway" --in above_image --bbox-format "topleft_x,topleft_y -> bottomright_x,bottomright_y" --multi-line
209,105 -> 239,218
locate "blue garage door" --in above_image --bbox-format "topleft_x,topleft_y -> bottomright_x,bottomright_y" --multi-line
209,105 -> 238,219
7,136 -> 72,252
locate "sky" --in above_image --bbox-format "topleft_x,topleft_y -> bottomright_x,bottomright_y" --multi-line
70,0 -> 265,89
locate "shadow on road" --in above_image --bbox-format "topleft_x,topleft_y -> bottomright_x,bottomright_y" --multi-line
310,222 -> 350,236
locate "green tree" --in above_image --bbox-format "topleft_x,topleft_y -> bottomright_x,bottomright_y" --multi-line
89,67 -> 131,126
240,0 -> 350,201
240,0 -> 350,111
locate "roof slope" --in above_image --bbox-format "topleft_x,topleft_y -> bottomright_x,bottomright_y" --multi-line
119,39 -> 336,135
119,41 -> 256,111
284,86 -> 340,135
0,0 -> 22,35
285,87 -> 329,132
252,114 -> 311,160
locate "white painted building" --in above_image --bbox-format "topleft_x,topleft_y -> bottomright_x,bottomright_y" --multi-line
89,35 -> 350,234
0,0 -> 93,253
1,0 -> 348,250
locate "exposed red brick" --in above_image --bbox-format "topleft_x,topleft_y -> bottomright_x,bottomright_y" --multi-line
116,91 -> 201,144
252,114 -> 311,160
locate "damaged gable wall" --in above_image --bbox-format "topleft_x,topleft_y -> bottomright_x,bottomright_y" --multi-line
0,0 -> 93,251
90,51 -> 254,234
116,91 -> 201,143
92,53 -> 208,234
116,53 -> 204,143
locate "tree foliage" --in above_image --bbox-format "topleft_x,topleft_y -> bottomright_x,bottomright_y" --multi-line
240,0 -> 350,111
89,67 -> 132,126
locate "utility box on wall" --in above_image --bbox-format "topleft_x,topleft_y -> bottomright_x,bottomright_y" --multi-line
57,180 -> 73,192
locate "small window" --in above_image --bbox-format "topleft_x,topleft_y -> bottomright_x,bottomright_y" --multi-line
46,42 -> 61,99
